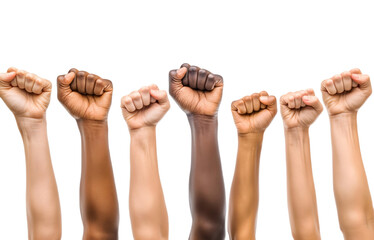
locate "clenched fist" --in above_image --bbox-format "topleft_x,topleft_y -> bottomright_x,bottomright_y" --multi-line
0,68 -> 52,119
231,91 -> 277,134
321,69 -> 372,116
169,63 -> 223,116
57,69 -> 113,121
280,89 -> 323,129
121,85 -> 170,130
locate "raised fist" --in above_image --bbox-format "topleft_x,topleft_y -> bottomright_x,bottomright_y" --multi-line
121,85 -> 170,130
0,68 -> 52,119
321,68 -> 372,116
57,69 -> 113,121
231,91 -> 277,134
280,89 -> 323,129
169,63 -> 223,116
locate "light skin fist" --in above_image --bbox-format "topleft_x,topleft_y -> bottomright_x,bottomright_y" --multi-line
121,85 -> 170,130
231,91 -> 277,134
280,89 -> 323,129
0,68 -> 52,119
321,68 -> 372,116
57,69 -> 113,121
169,63 -> 223,116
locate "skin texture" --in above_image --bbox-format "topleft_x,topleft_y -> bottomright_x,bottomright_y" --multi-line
121,85 -> 169,240
321,69 -> 374,240
169,64 -> 225,240
228,92 -> 277,240
280,89 -> 323,240
57,69 -> 119,240
0,68 -> 61,240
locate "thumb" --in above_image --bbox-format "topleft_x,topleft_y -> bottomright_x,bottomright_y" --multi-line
302,95 -> 323,113
351,74 -> 372,93
0,72 -> 16,83
169,67 -> 187,83
150,89 -> 169,105
57,72 -> 75,100
260,95 -> 277,114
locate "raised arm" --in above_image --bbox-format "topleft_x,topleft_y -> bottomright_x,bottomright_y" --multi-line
280,89 -> 323,240
121,85 -> 169,240
0,68 -> 61,239
228,92 -> 277,240
321,69 -> 374,239
57,69 -> 119,239
169,64 -> 225,240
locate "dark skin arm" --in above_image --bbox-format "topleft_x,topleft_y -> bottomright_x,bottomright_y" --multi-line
57,69 -> 119,239
169,64 -> 225,240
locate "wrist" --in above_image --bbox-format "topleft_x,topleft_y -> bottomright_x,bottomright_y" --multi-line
16,117 -> 47,140
129,126 -> 156,137
238,132 -> 264,145
187,113 -> 218,124
77,119 -> 108,137
329,112 -> 357,120
284,126 -> 309,133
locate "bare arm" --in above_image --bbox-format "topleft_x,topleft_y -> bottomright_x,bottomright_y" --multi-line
121,85 -> 169,239
280,89 -> 322,240
0,70 -> 61,239
321,69 -> 374,239
228,92 -> 277,240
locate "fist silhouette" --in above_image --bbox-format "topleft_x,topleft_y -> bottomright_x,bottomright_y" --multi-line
231,91 -> 277,134
169,63 -> 223,116
321,68 -> 372,116
57,69 -> 113,121
121,85 -> 170,130
280,89 -> 323,129
0,67 -> 52,119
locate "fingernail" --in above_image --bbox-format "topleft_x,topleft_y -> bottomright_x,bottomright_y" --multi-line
259,96 -> 268,101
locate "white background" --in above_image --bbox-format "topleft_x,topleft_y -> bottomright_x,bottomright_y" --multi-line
1,0 -> 374,239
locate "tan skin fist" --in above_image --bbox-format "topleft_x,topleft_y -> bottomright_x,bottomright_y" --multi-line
169,63 -> 223,116
0,68 -> 52,119
121,85 -> 170,130
57,69 -> 113,121
280,89 -> 323,129
231,91 -> 277,134
321,68 -> 372,116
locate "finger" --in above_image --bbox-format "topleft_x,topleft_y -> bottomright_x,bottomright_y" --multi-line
252,93 -> 261,111
231,99 -> 246,114
149,84 -> 159,103
150,89 -> 169,105
76,71 -> 88,94
24,73 -> 36,93
35,77 -> 52,94
205,74 -> 216,90
294,93 -> 302,109
243,96 -> 253,114
130,91 -> 143,109
351,74 -> 372,92
94,79 -> 113,96
121,96 -> 136,112
323,79 -> 337,95
197,69 -> 209,91
332,74 -> 344,93
259,95 -> 277,114
280,94 -> 289,106
288,95 -> 296,108
259,91 -> 269,109
140,86 -> 151,106
187,66 -> 199,89
16,70 -> 27,89
86,74 -> 98,95
0,72 -> 16,83
69,68 -> 79,91
180,63 -> 190,86
7,67 -> 18,86
302,95 -> 323,113
341,71 -> 352,91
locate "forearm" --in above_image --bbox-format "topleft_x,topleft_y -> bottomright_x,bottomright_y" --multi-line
17,117 -> 61,239
330,113 -> 374,231
77,119 -> 119,238
129,127 -> 168,240
228,133 -> 263,240
285,127 -> 320,240
188,114 -> 226,239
